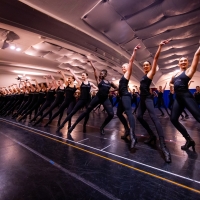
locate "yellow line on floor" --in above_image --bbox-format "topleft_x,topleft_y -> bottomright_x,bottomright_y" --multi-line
1,119 -> 200,194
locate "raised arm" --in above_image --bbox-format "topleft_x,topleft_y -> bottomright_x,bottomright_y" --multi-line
50,75 -> 58,88
88,60 -> 99,85
44,76 -> 50,88
186,46 -> 200,78
147,40 -> 171,79
32,79 -> 41,90
124,44 -> 141,80
64,69 -> 82,85
162,82 -> 167,92
58,71 -> 67,84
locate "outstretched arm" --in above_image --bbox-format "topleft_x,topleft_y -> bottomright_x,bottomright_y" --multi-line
88,60 -> 99,85
188,80 -> 194,88
50,75 -> 58,88
44,76 -> 50,88
186,46 -> 200,78
162,82 -> 167,92
124,44 -> 141,80
58,71 -> 67,84
64,68 -> 82,85
147,39 -> 171,80
32,79 -> 41,90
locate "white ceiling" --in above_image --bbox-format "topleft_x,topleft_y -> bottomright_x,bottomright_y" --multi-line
0,0 -> 200,88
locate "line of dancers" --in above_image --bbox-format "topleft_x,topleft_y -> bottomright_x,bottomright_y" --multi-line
1,40 -> 200,163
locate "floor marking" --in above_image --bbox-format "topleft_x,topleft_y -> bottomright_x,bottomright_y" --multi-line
101,145 -> 111,151
77,138 -> 89,143
0,132 -> 118,200
1,118 -> 200,190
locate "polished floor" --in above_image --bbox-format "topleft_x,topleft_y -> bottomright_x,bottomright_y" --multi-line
0,108 -> 200,200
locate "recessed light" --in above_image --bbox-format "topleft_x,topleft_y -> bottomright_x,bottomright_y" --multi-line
16,48 -> 21,51
10,45 -> 16,50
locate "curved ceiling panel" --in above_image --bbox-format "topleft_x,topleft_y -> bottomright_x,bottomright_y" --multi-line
143,24 -> 200,47
82,1 -> 134,44
58,63 -> 85,73
126,4 -> 163,30
24,46 -> 49,57
162,0 -> 200,16
109,0 -> 156,17
136,9 -> 200,39
43,52 -> 63,61
56,48 -> 74,56
33,41 -> 61,52
57,56 -> 72,63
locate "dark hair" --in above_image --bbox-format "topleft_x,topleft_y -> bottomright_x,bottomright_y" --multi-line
179,56 -> 188,61
101,69 -> 107,74
82,72 -> 88,77
143,61 -> 151,65
59,78 -> 64,82
70,76 -> 75,81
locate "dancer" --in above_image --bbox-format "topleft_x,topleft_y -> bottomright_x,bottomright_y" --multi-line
136,40 -> 171,163
43,70 -> 78,127
131,88 -> 140,114
117,44 -> 141,148
33,73 -> 65,126
30,76 -> 56,122
56,68 -> 98,132
155,82 -> 170,116
170,46 -> 200,151
65,60 -> 118,135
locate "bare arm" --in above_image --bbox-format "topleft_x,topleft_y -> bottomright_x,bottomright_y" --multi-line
32,79 -> 41,90
186,46 -> 200,78
44,76 -> 50,88
50,75 -> 58,88
88,60 -> 99,85
124,44 -> 141,80
90,82 -> 98,91
64,69 -> 82,85
58,71 -> 67,84
162,82 -> 167,92
147,40 -> 171,79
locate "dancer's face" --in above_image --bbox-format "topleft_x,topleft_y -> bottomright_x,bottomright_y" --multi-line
68,77 -> 73,84
99,71 -> 106,79
121,64 -> 128,73
143,61 -> 151,74
81,73 -> 88,81
57,80 -> 63,86
178,57 -> 189,70
159,86 -> 162,90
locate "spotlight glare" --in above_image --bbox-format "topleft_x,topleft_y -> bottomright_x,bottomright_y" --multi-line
10,45 -> 16,50
16,48 -> 21,51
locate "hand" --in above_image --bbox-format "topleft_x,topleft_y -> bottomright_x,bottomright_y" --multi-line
134,44 -> 141,51
160,39 -> 171,46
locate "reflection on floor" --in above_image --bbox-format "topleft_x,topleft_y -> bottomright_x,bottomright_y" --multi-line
0,108 -> 200,199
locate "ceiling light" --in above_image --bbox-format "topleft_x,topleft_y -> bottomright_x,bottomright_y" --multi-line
18,75 -> 23,77
112,77 -> 116,81
16,47 -> 21,51
10,45 -> 16,50
26,76 -> 30,80
13,70 -> 44,76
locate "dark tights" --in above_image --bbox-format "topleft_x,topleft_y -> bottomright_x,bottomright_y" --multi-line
117,96 -> 135,132
60,99 -> 90,128
47,99 -> 76,126
70,95 -> 114,130
170,92 -> 200,138
156,98 -> 170,116
137,97 -> 164,137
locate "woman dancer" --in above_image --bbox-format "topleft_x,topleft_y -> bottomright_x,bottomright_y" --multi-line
17,80 -> 47,121
43,70 -> 77,127
64,61 -> 118,135
33,73 -> 65,126
117,44 -> 140,149
170,46 -> 200,151
56,68 -> 98,132
155,83 -> 170,116
30,76 -> 56,122
136,40 -> 171,163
